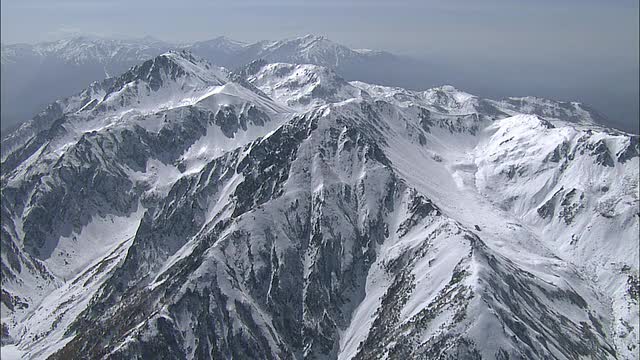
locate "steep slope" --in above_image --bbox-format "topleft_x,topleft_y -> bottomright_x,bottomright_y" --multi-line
2,50 -> 229,160
348,81 -> 639,359
0,51 -> 292,345
472,115 -> 639,358
1,57 -> 638,359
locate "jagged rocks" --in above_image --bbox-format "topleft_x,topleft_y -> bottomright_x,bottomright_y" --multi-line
537,188 -> 563,220
558,189 -> 585,225
587,139 -> 615,167
617,136 -> 639,163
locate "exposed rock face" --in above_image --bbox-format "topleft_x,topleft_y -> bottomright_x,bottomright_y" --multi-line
1,52 -> 638,359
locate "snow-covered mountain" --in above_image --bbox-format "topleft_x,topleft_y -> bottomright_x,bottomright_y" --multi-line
3,36 -> 172,66
0,35 -> 403,134
1,52 -> 638,359
0,36 -> 174,133
1,34 -> 385,72
187,34 -> 394,70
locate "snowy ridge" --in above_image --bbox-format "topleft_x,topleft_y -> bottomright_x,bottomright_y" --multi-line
2,51 -> 231,162
1,34 -> 392,70
256,34 -> 362,68
1,54 -> 638,359
245,62 -> 368,110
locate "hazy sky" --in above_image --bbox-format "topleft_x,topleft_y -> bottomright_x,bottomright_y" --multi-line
1,0 -> 637,58
2,0 -> 639,131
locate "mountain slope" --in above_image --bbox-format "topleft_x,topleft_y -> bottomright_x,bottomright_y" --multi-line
0,51 -> 291,345
1,53 -> 638,359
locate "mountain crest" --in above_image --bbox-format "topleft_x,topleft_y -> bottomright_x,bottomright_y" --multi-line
112,50 -> 226,92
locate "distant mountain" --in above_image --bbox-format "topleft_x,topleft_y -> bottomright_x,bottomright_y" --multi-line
0,35 -> 439,134
0,36 -> 174,133
188,34 -> 394,69
1,51 -> 637,359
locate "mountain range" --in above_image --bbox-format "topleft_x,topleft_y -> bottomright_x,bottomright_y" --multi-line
1,35 -> 419,134
0,48 -> 638,359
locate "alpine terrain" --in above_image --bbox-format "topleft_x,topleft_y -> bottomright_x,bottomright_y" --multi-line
1,50 -> 638,359
1,35 -> 420,133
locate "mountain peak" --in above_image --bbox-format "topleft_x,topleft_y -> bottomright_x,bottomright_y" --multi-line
298,33 -> 325,41
205,35 -> 248,48
123,50 -> 227,88
71,50 -> 230,118
161,49 -> 200,64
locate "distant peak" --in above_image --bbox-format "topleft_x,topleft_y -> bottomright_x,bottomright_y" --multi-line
110,50 -> 227,92
213,35 -> 245,44
192,36 -> 247,50
160,49 -> 213,66
164,49 -> 195,59
302,34 -> 324,40
438,85 -> 460,92
288,34 -> 327,43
